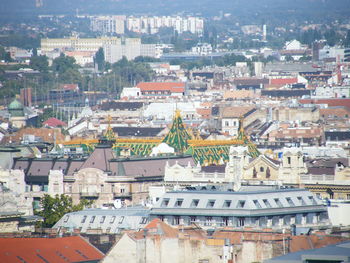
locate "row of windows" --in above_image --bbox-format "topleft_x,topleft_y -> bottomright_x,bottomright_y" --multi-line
162,213 -> 325,227
76,215 -> 148,225
161,196 -> 316,209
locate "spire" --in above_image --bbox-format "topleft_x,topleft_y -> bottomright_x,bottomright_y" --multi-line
237,116 -> 260,158
162,110 -> 192,153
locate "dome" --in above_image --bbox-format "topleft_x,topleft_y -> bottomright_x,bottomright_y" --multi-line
8,99 -> 24,110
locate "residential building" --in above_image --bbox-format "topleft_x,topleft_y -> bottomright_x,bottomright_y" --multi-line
150,187 -> 328,229
53,207 -> 150,234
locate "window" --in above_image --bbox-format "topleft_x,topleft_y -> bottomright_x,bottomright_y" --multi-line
205,216 -> 212,226
173,216 -> 180,225
64,215 -> 69,223
287,157 -> 291,165
286,197 -> 295,207
297,196 -> 306,205
81,216 -> 87,223
161,198 -> 170,207
175,199 -> 184,207
308,196 -> 317,205
191,199 -> 199,208
266,167 -> 271,178
120,188 -> 125,193
223,200 -> 231,208
274,198 -> 283,208
110,216 -> 116,223
237,200 -> 245,208
260,167 -> 264,172
207,200 -> 215,208
140,217 -> 148,224
111,184 -> 115,193
190,216 -> 197,223
237,217 -> 245,227
253,168 -> 257,178
119,216 -> 124,224
253,200 -> 262,209
263,199 -> 271,208
347,194 -> 350,200
100,216 -> 106,223
90,216 -> 95,223
222,217 -> 229,226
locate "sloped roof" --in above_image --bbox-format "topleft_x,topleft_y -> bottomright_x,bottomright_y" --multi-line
137,82 -> 185,93
270,78 -> 298,85
0,236 -> 104,263
43,117 -> 67,127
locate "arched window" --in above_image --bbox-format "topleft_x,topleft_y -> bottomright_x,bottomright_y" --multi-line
253,168 -> 257,178
266,167 -> 271,178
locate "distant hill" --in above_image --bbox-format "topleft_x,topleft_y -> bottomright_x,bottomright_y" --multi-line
0,0 -> 349,21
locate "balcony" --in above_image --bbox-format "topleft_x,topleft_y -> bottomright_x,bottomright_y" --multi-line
113,192 -> 132,199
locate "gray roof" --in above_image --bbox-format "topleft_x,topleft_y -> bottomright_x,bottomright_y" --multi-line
151,188 -> 326,217
264,241 -> 350,263
53,207 -> 150,233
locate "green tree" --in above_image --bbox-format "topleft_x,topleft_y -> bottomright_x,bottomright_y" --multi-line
52,54 -> 78,75
29,55 -> 49,72
94,47 -> 105,71
35,194 -> 93,228
0,46 -> 12,62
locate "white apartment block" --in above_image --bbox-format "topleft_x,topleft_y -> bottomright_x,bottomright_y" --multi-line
41,36 -> 120,54
125,16 -> 204,34
90,15 -> 126,35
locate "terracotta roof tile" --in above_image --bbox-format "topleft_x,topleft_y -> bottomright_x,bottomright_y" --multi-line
270,78 -> 298,85
0,236 -> 104,263
137,82 -> 185,93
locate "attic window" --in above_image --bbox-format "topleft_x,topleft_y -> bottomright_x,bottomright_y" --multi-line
308,196 -> 317,205
161,198 -> 170,207
253,200 -> 262,209
90,216 -> 95,223
286,197 -> 295,207
175,199 -> 184,207
38,169 -> 40,172
274,198 -> 283,208
207,200 -> 215,208
191,199 -> 199,208
100,216 -> 106,223
81,216 -> 87,223
297,196 -> 306,206
223,200 -> 231,208
64,215 -> 69,223
119,216 -> 124,224
237,200 -> 245,208
263,199 -> 271,208
110,216 -> 116,223
140,217 -> 147,224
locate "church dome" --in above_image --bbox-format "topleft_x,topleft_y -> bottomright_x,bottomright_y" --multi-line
8,99 -> 24,110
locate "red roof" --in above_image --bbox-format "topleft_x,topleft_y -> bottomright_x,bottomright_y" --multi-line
60,84 -> 79,91
137,82 -> 185,93
0,236 -> 104,263
299,98 -> 350,108
270,78 -> 298,85
43,117 -> 67,127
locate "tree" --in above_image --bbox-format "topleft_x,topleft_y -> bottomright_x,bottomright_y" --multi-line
35,194 -> 93,227
29,55 -> 49,72
52,54 -> 78,75
94,47 -> 105,71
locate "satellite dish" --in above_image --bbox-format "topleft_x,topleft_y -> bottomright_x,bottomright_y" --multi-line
114,199 -> 122,209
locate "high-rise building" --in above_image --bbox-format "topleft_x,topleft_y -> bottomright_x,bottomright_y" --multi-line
35,0 -> 43,8
90,16 -> 125,35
